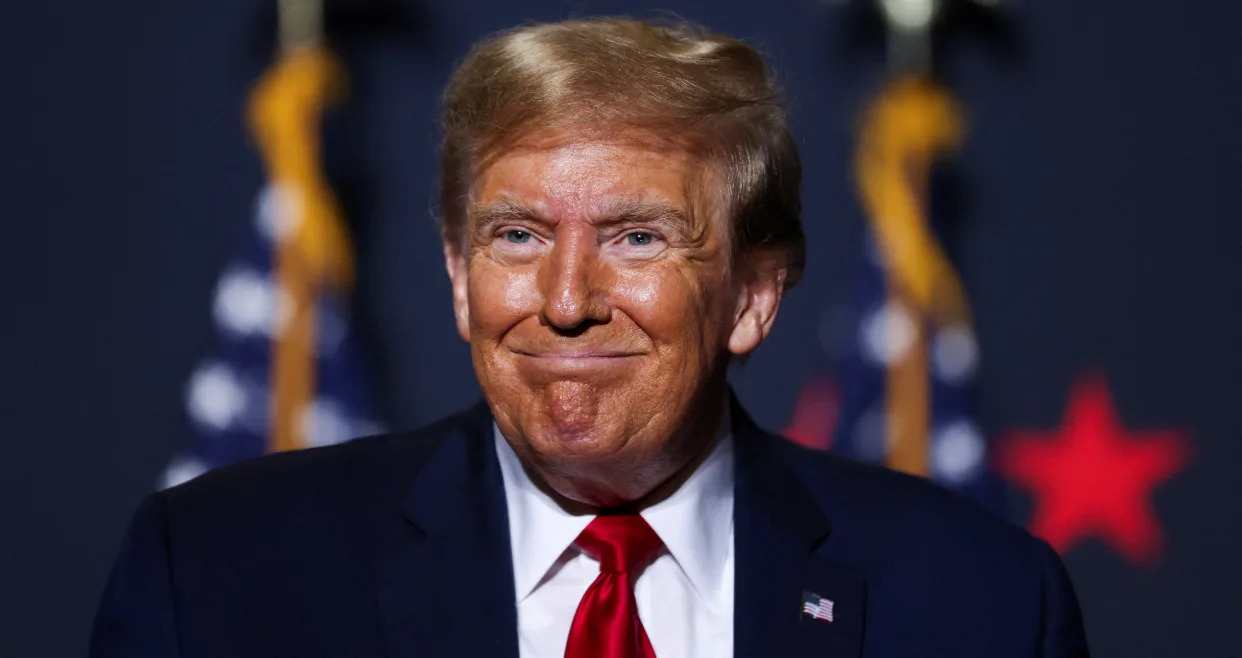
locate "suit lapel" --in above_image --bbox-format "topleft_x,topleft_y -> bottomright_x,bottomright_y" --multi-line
732,398 -> 866,657
373,402 -> 519,658
369,395 -> 866,657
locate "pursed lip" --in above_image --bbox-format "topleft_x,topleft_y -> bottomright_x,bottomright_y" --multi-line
513,349 -> 644,359
509,348 -> 645,380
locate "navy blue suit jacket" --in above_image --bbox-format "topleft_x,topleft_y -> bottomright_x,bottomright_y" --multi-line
92,399 -> 1088,657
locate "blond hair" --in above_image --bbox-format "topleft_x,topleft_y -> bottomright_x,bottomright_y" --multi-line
438,17 -> 805,287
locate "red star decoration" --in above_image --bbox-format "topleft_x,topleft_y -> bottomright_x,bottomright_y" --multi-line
996,373 -> 1191,567
783,375 -> 839,451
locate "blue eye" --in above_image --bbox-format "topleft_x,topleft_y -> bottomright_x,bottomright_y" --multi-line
504,230 -> 532,244
626,232 -> 655,246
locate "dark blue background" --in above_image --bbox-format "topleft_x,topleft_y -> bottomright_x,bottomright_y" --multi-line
4,1 -> 1240,656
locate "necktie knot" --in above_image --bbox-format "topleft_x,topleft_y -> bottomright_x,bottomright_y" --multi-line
567,514 -> 662,658
575,514 -> 664,574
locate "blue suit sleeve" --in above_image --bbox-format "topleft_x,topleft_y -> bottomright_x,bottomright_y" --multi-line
90,494 -> 182,658
1036,539 -> 1089,658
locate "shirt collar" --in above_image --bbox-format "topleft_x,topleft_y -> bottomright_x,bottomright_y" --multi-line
494,412 -> 734,608
494,427 -> 594,604
639,417 -> 734,607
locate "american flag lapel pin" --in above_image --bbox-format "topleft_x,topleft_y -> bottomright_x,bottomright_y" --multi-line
801,591 -> 835,623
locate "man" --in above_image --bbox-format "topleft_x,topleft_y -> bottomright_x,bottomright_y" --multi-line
92,18 -> 1088,658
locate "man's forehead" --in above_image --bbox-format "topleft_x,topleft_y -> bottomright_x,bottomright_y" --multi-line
472,137 -> 703,220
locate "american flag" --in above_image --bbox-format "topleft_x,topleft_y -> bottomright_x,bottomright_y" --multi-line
790,78 -> 1004,515
802,591 -> 835,623
158,185 -> 382,489
158,41 -> 381,489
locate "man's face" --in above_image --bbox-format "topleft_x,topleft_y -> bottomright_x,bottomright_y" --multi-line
444,130 -> 780,505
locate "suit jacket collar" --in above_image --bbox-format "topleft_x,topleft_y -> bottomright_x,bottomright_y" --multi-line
375,395 -> 865,658
374,400 -> 519,658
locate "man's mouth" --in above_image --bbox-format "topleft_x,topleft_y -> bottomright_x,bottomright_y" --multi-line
516,350 -> 642,359
511,348 -> 644,378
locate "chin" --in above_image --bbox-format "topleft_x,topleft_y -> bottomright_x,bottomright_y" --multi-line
524,418 -> 633,463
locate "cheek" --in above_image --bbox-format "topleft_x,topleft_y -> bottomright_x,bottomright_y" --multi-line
615,263 -> 726,349
467,261 -> 540,337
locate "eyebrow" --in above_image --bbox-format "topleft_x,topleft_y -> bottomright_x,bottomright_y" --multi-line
468,197 -> 695,237
595,198 -> 693,235
467,198 -> 543,236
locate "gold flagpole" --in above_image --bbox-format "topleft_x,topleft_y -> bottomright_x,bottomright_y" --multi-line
854,0 -> 987,475
248,0 -> 355,453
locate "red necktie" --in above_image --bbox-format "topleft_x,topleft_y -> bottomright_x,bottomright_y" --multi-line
564,514 -> 665,658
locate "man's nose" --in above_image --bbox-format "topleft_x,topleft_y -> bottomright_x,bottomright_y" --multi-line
538,231 -> 610,331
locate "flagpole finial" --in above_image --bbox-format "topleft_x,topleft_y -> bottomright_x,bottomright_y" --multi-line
831,0 -> 1008,76
878,0 -> 939,74
278,0 -> 324,53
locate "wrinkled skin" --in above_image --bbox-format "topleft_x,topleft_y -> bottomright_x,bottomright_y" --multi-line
444,129 -> 786,508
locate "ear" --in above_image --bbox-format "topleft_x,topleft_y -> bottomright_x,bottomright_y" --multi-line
443,241 -> 471,343
727,249 -> 787,356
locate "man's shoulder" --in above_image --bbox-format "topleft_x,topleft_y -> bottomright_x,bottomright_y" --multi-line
155,407 -> 476,531
767,433 -> 1049,569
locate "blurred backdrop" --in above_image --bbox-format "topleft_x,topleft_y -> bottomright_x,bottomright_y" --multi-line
4,0 -> 1241,656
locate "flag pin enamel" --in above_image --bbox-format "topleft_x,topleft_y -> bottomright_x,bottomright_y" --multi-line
801,591 -> 835,623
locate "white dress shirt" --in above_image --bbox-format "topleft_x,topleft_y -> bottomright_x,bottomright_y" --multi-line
494,421 -> 735,658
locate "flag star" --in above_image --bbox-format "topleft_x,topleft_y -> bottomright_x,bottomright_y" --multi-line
860,300 -> 917,366
931,325 -> 978,384
300,398 -> 354,447
159,455 -> 208,490
213,268 -> 276,337
186,363 -> 246,430
931,420 -> 986,485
